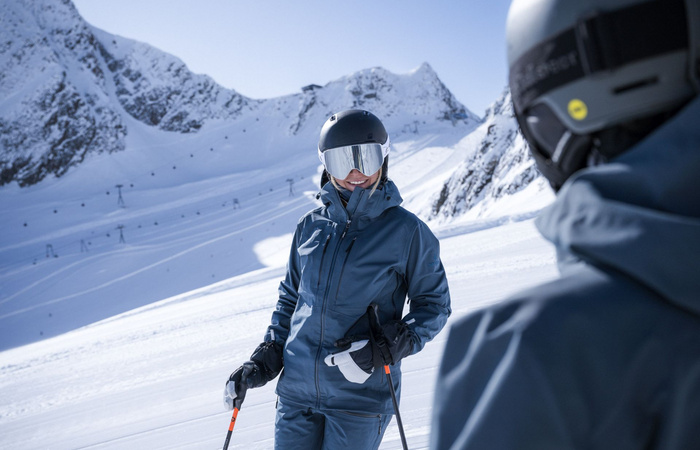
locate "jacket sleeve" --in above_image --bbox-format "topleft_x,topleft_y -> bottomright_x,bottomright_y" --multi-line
402,220 -> 452,354
263,223 -> 302,344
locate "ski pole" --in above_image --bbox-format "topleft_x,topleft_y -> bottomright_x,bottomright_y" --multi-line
367,303 -> 409,449
223,362 -> 253,450
222,406 -> 239,450
384,364 -> 409,450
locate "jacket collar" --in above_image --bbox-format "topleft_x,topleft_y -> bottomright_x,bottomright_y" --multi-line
319,179 -> 403,223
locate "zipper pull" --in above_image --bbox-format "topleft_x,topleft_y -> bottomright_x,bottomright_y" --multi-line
346,236 -> 357,253
340,220 -> 351,239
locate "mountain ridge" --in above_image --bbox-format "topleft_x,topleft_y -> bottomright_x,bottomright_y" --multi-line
0,0 -> 479,187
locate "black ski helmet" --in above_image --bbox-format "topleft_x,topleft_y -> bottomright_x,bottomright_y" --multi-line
507,0 -> 700,190
318,110 -> 390,188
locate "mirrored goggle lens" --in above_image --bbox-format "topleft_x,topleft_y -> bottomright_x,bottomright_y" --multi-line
320,143 -> 386,179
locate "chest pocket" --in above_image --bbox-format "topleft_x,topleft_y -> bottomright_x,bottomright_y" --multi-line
331,235 -> 403,317
297,228 -> 333,300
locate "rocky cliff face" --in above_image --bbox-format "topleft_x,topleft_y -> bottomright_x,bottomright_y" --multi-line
287,63 -> 479,137
0,0 -> 478,187
93,28 -> 255,133
429,88 -> 542,220
0,0 -> 127,186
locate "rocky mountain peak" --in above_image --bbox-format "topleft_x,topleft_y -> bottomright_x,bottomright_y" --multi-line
428,88 -> 543,221
1,0 -> 478,187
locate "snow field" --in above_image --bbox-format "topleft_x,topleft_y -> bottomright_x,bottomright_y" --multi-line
0,218 -> 557,449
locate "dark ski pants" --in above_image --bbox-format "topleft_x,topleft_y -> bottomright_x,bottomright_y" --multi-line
274,397 -> 390,450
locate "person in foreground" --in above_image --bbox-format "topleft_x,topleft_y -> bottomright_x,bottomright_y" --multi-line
431,0 -> 700,448
225,109 -> 451,449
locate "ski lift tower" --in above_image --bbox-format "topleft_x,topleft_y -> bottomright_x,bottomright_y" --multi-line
116,184 -> 126,208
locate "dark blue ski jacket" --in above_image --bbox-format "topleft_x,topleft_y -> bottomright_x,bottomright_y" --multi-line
265,179 -> 451,414
431,98 -> 700,449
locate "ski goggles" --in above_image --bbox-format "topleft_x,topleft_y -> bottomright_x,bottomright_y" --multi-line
318,139 -> 390,179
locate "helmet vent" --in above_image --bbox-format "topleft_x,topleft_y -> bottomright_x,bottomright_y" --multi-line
613,77 -> 659,95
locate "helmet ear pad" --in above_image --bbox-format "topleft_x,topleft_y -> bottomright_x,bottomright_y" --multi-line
530,133 -> 592,191
320,169 -> 331,189
380,156 -> 389,186
515,110 -> 592,191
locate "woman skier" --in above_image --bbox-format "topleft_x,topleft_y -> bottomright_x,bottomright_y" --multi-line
224,109 -> 451,449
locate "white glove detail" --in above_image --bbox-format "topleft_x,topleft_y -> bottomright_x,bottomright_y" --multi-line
324,339 -> 373,384
223,387 -> 234,411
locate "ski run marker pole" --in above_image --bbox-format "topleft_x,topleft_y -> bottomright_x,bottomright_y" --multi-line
384,364 -> 409,450
222,406 -> 239,450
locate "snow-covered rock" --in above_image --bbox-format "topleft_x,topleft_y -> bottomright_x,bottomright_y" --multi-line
428,88 -> 549,222
0,0 -> 552,354
0,0 -> 127,186
0,0 -> 478,187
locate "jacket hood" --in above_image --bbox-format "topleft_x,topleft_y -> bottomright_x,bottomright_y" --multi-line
319,179 -> 403,224
536,97 -> 700,315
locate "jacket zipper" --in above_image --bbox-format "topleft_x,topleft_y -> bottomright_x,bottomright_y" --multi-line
314,219 -> 352,408
334,236 -> 357,301
313,190 -> 363,408
316,234 -> 332,291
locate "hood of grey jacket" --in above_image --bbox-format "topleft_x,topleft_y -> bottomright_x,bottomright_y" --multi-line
536,97 -> 700,315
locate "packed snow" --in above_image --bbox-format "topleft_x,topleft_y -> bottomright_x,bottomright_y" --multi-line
0,219 -> 557,450
0,2 -> 560,447
0,114 -> 557,448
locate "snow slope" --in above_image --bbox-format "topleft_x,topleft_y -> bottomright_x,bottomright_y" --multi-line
1,0 -> 495,351
0,95 -> 558,448
0,2 -> 561,447
0,111 -> 478,351
0,217 -> 557,449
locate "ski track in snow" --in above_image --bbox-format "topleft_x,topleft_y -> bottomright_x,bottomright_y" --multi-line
0,72 -> 555,446
0,218 -> 558,449
0,135 -> 558,448
0,194 -> 313,315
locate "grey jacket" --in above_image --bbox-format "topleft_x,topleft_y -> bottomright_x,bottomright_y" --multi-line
267,179 -> 451,414
431,97 -> 700,449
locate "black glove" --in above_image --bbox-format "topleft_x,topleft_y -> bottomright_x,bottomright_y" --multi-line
224,361 -> 255,411
223,341 -> 283,410
366,303 -> 415,367
331,304 -> 416,380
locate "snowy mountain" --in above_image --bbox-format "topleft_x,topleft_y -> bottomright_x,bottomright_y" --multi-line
0,0 -> 127,186
0,0 -> 478,187
0,0 -> 549,356
0,2 -> 561,448
425,88 -> 550,223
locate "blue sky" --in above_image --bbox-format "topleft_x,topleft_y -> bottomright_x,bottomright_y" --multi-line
72,0 -> 513,116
